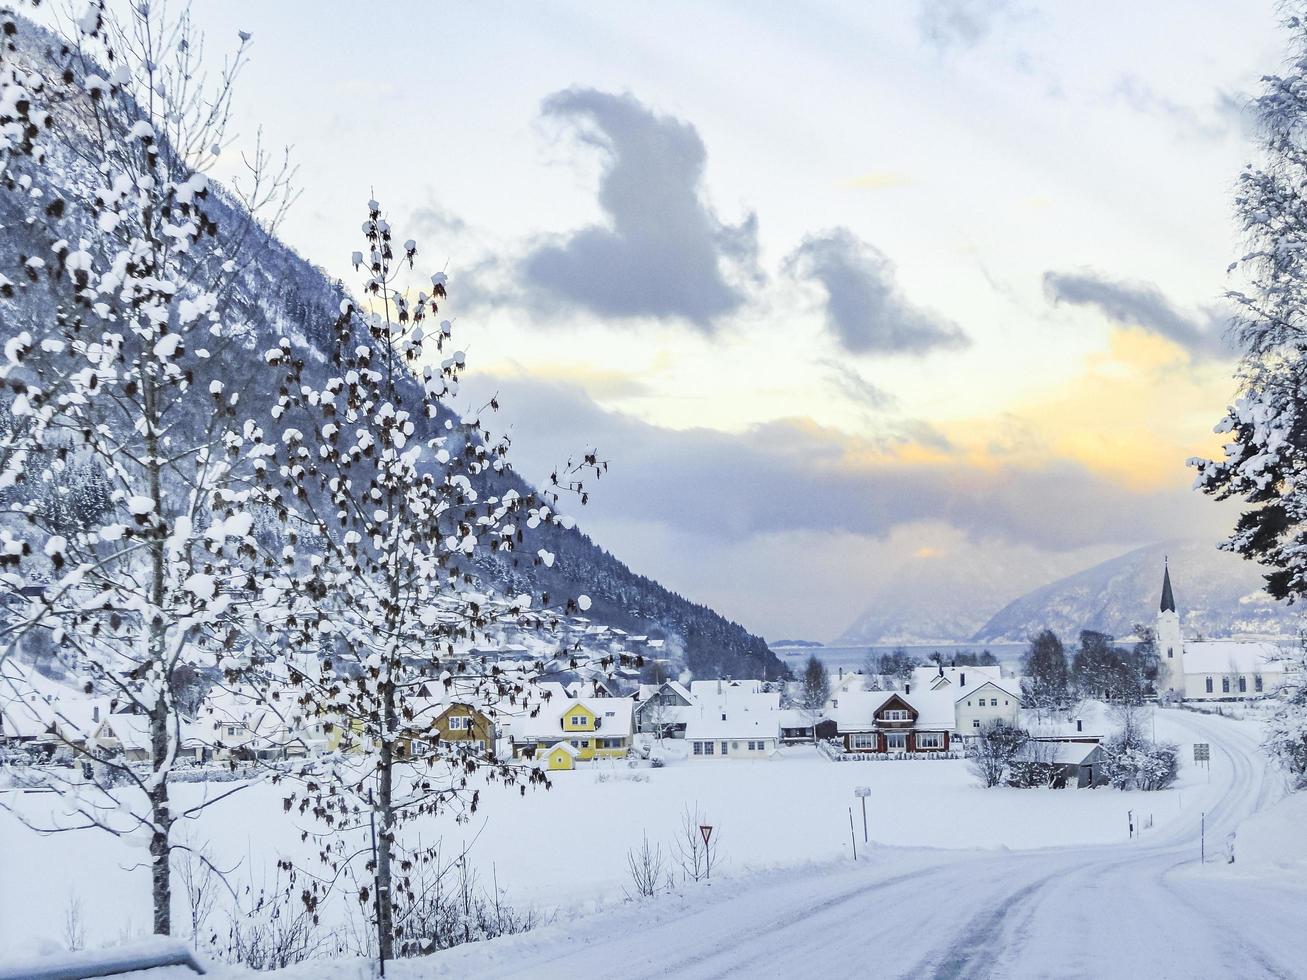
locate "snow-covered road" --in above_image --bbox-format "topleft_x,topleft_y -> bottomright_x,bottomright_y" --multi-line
413,709 -> 1301,980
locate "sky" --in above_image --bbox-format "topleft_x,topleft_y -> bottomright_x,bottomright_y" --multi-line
167,0 -> 1281,642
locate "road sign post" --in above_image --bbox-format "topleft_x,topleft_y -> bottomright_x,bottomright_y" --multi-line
855,786 -> 870,844
699,824 -> 713,879
848,807 -> 857,861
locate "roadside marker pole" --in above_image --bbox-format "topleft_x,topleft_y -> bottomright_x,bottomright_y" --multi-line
849,807 -> 858,861
1201,811 -> 1205,864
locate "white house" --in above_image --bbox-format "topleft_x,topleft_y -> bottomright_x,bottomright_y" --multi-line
952,678 -> 1023,733
684,712 -> 778,759
1153,560 -> 1294,700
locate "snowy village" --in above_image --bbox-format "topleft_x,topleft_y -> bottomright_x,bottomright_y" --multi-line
1,2 -> 1307,979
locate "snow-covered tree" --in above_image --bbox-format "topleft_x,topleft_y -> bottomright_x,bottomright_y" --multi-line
968,719 -> 1027,788
799,654 -> 830,739
242,201 -> 617,962
0,3 -> 290,935
1019,628 -> 1069,716
1265,644 -> 1307,788
1191,7 -> 1307,603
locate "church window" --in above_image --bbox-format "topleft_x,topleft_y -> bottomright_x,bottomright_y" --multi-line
1255,675 -> 1263,693
1222,677 -> 1230,693
1238,676 -> 1247,693
1205,677 -> 1213,693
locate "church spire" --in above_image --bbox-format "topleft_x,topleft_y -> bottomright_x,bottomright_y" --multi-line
1160,558 -> 1176,613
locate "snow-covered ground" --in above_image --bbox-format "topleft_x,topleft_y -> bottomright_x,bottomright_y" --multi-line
2,707 -> 1301,977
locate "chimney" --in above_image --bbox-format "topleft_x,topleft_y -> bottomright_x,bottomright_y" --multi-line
838,667 -> 844,679
92,705 -> 100,723
905,684 -> 911,695
960,672 -> 966,687
1076,719 -> 1083,733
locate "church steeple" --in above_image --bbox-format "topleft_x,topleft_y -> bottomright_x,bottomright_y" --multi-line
1160,558 -> 1176,613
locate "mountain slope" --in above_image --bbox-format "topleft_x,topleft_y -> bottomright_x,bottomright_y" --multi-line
973,539 -> 1300,642
0,20 -> 786,682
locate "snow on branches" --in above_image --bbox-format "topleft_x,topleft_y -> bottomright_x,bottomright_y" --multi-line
1190,8 -> 1307,603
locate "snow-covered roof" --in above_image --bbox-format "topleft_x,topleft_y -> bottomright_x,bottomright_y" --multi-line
1183,641 -> 1291,675
776,708 -> 820,729
689,679 -> 766,699
516,697 -> 634,740
1025,739 -> 1102,766
546,740 -> 581,758
0,659 -> 110,742
684,709 -> 780,741
951,677 -> 1022,704
827,690 -> 955,731
909,664 -> 1004,693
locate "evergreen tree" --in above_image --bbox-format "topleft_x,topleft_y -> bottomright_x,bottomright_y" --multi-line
1192,7 -> 1307,602
1020,629 -> 1069,713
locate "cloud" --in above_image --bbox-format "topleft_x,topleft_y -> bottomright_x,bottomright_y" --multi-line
916,0 -> 1016,50
821,359 -> 895,413
1042,270 -> 1230,359
474,375 -> 1224,553
520,88 -> 759,329
788,228 -> 970,356
1112,76 -> 1250,143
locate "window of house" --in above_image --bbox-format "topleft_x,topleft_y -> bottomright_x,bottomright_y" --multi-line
966,700 -> 971,706
1238,676 -> 1247,693
704,741 -> 714,755
852,732 -> 876,749
972,719 -> 981,728
693,741 -> 703,756
883,709 -> 910,721
1205,677 -> 1213,693
990,698 -> 998,707
721,741 -> 729,755
1222,677 -> 1230,693
917,732 -> 944,749
1167,646 -> 1174,659
1255,675 -> 1264,693
570,715 -> 586,727
887,732 -> 907,750
449,715 -> 470,730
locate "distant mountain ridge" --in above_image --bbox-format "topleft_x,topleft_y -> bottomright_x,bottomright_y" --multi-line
973,540 -> 1301,643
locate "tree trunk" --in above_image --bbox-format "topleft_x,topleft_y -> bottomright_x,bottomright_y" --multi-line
150,694 -> 173,935
375,704 -> 395,960
379,742 -> 392,961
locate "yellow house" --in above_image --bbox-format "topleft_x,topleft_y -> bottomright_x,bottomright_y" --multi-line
514,697 -> 634,762
543,741 -> 580,771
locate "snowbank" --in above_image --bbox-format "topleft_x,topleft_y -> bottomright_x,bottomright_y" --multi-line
1232,790 -> 1307,876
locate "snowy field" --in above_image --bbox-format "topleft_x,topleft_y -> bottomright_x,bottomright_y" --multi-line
0,707 -> 1234,962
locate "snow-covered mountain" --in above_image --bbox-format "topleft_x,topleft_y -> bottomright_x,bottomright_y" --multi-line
0,19 -> 785,683
973,539 -> 1301,643
836,548 -> 1073,645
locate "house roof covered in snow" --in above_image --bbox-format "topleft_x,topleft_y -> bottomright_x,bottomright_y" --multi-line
516,697 -> 634,740
683,708 -> 780,741
827,689 -> 955,731
1183,641 -> 1290,675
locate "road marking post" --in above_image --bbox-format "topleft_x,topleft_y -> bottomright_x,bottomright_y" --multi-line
848,807 -> 857,861
855,786 -> 870,844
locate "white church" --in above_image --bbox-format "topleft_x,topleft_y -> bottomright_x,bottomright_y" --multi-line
1154,560 -> 1294,700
